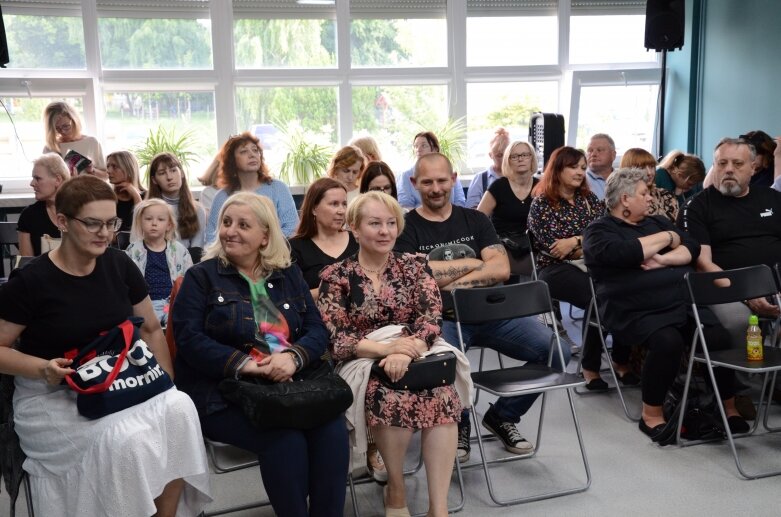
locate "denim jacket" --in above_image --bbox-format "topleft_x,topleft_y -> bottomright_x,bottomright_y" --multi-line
172,257 -> 328,416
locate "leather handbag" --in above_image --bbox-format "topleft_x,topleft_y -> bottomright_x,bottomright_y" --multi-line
218,359 -> 353,430
64,317 -> 174,419
371,351 -> 457,391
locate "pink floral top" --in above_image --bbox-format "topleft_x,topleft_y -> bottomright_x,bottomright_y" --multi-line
317,252 -> 442,362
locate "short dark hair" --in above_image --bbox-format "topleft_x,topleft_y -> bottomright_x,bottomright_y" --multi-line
359,161 -> 397,199
55,174 -> 116,217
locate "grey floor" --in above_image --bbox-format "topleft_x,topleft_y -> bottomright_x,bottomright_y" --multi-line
3,306 -> 781,517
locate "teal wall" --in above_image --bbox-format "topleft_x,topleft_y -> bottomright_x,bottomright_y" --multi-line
664,0 -> 781,161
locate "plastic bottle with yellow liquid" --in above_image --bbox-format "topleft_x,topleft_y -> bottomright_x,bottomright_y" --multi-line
746,314 -> 763,361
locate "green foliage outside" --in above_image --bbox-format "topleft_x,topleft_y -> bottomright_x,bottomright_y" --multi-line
5,15 -> 86,68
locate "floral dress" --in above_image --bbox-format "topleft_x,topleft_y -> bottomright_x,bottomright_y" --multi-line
317,252 -> 462,429
648,186 -> 679,222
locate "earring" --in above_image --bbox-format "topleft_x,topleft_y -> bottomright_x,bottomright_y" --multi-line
622,208 -> 631,218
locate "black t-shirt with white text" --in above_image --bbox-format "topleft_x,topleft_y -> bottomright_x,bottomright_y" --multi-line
395,205 -> 500,257
678,185 -> 781,270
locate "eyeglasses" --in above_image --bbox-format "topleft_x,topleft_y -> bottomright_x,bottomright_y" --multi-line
369,186 -> 393,193
55,123 -> 73,133
69,216 -> 123,233
155,166 -> 180,178
509,152 -> 533,162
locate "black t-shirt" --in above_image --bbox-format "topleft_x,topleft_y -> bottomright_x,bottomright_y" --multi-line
117,197 -> 141,232
0,248 -> 148,359
487,176 -> 538,236
16,200 -> 60,256
395,205 -> 500,257
678,186 -> 781,270
289,233 -> 359,289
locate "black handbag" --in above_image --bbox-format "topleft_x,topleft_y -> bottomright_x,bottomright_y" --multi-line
499,233 -> 530,259
371,351 -> 457,391
218,359 -> 353,430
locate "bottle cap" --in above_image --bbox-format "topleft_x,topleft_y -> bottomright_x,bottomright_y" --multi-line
749,314 -> 759,325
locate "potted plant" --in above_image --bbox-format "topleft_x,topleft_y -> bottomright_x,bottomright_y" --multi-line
132,126 -> 198,181
413,116 -> 468,169
277,122 -> 333,186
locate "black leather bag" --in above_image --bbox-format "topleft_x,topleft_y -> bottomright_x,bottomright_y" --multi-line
371,351 -> 457,391
218,360 -> 353,430
499,233 -> 530,259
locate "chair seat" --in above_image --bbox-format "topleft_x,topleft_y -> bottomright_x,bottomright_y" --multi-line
471,364 -> 584,397
694,346 -> 781,373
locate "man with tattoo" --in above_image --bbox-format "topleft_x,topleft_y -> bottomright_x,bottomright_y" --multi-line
395,153 -> 569,462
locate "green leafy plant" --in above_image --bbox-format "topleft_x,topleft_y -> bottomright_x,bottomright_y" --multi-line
414,116 -> 468,168
132,126 -> 198,180
277,122 -> 333,186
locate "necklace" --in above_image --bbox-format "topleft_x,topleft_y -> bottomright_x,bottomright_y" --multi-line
359,256 -> 388,274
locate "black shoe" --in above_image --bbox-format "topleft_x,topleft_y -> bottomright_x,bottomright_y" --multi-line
481,407 -> 534,455
727,415 -> 750,434
584,377 -> 609,391
457,418 -> 471,463
617,371 -> 641,386
638,417 -> 678,446
638,419 -> 667,440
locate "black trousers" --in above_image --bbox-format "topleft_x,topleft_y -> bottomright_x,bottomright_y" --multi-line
539,262 -> 630,371
641,319 -> 736,406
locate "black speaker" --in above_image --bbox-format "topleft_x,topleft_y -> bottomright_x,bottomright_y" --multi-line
645,0 -> 685,51
0,6 -> 8,68
528,113 -> 565,174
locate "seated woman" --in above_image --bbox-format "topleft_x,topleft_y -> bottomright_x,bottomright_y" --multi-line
360,161 -> 398,199
173,192 -> 349,516
289,177 -> 358,298
328,145 -> 366,204
528,146 -> 633,390
396,132 -> 466,209
584,168 -> 747,441
17,153 -> 69,256
147,152 -> 206,255
350,135 -> 383,162
42,101 -> 107,179
477,139 -> 539,277
656,150 -> 706,206
620,148 -> 678,222
0,175 -> 211,516
318,192 -> 465,517
106,150 -> 145,234
205,132 -> 299,242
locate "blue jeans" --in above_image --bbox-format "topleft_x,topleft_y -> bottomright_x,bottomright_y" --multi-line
442,316 -> 570,424
201,407 -> 349,517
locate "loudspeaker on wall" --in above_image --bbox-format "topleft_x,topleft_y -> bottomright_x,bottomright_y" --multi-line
645,0 -> 685,52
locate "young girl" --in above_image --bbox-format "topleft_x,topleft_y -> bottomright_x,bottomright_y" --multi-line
147,152 -> 206,257
126,199 -> 193,325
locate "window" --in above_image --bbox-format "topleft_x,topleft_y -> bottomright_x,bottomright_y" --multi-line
466,0 -> 558,67
352,85 -> 448,172
99,18 -> 213,69
570,15 -> 656,65
3,15 -> 86,69
466,81 -> 559,170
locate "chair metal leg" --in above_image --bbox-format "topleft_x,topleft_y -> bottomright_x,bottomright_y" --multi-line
206,439 -> 259,473
347,473 -> 361,517
761,371 -> 781,432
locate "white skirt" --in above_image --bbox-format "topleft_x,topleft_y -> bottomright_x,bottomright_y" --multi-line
14,377 -> 212,517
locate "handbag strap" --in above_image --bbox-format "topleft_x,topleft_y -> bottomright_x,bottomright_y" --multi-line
64,319 -> 135,395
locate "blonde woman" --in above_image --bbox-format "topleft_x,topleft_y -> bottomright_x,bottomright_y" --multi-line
106,150 -> 145,233
350,135 -> 383,162
18,153 -> 70,256
42,101 -> 107,179
467,127 -> 511,208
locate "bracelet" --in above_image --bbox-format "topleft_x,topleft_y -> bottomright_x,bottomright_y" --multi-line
574,236 -> 582,249
666,231 -> 674,247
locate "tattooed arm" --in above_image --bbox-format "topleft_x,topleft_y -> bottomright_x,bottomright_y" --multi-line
440,244 -> 510,290
427,257 -> 484,288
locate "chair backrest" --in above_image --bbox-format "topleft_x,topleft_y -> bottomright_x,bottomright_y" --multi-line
452,280 -> 554,324
0,221 -> 18,245
773,263 -> 781,292
685,265 -> 778,306
165,276 -> 185,361
115,231 -> 131,250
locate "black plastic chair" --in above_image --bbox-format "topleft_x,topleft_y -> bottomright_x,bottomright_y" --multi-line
0,221 -> 19,278
452,281 -> 590,505
679,265 -> 781,479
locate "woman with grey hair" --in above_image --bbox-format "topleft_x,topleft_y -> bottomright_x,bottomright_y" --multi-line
583,168 -> 745,443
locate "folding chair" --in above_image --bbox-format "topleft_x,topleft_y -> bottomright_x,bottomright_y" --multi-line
678,265 -> 781,479
575,274 -> 641,422
0,221 -> 18,278
452,281 -> 591,505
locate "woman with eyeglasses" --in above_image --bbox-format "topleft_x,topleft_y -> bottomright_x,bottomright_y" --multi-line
289,178 -> 358,299
106,150 -> 145,235
205,132 -> 299,243
147,152 -> 206,255
42,101 -> 107,180
477,140 -> 538,277
360,161 -> 398,199
327,145 -> 366,204
396,131 -> 467,209
0,175 -> 212,516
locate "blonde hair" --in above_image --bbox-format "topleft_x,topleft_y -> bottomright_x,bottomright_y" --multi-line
33,153 -> 70,183
130,198 -> 177,242
106,150 -> 142,190
349,135 -> 382,162
347,191 -> 405,235
43,101 -> 83,153
502,140 -> 537,179
204,192 -> 291,276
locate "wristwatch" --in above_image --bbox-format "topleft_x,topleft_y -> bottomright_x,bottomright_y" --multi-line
285,349 -> 303,371
575,236 -> 582,249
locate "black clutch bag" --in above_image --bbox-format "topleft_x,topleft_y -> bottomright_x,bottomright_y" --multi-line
371,351 -> 457,391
